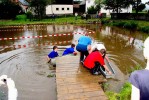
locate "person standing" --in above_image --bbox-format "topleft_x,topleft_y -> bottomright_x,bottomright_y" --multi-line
129,37 -> 149,100
98,11 -> 102,19
75,12 -> 78,20
52,13 -> 55,21
76,36 -> 92,62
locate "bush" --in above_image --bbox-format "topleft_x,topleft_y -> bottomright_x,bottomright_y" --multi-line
87,6 -> 97,14
140,26 -> 149,33
26,11 -> 33,21
101,18 -> 110,24
123,21 -> 138,29
112,21 -> 138,29
118,82 -> 131,100
15,14 -> 27,21
106,82 -> 131,100
112,21 -> 126,27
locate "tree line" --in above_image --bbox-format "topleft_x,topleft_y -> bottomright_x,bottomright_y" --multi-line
0,0 -> 148,20
88,0 -> 148,14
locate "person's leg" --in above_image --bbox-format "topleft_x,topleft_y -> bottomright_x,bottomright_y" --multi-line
82,51 -> 89,61
90,62 -> 101,75
80,52 -> 85,62
96,62 -> 105,72
84,51 -> 89,57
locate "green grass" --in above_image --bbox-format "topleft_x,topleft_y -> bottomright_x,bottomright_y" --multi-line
47,73 -> 55,78
0,16 -> 100,26
102,18 -> 149,34
106,65 -> 143,100
106,82 -> 131,100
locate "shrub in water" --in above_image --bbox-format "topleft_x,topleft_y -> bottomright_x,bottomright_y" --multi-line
140,26 -> 149,33
123,21 -> 138,29
112,21 -> 126,27
101,19 -> 110,24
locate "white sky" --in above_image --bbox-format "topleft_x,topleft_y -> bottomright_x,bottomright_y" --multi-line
142,0 -> 148,3
142,0 -> 149,10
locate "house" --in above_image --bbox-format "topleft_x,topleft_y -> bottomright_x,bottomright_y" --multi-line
73,0 -> 82,14
80,0 -> 132,16
18,0 -> 29,13
46,0 -> 73,15
11,0 -> 29,13
46,5 -> 73,15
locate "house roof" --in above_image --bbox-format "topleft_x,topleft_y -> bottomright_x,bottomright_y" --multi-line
73,4 -> 80,8
19,0 -> 29,6
79,0 -> 85,5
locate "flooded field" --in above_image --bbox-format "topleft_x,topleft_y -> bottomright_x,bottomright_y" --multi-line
0,24 -> 147,99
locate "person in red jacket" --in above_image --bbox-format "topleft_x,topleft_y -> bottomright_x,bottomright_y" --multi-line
84,49 -> 112,75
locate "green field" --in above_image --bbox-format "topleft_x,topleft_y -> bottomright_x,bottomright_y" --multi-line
0,16 -> 100,26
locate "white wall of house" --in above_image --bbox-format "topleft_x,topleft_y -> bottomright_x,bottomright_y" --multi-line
85,0 -> 132,16
100,5 -> 132,16
46,5 -> 73,15
86,0 -> 94,12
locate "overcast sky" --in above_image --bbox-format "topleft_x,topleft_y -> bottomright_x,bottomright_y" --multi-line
142,0 -> 149,10
142,0 -> 148,3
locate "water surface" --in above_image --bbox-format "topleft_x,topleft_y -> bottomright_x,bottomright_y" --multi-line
0,24 -> 147,99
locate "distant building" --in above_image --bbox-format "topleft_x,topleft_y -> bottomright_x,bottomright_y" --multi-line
46,5 -> 73,15
46,0 -> 73,15
18,0 -> 29,13
11,0 -> 29,13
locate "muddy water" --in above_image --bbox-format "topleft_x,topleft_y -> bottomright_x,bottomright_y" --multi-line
0,24 -> 147,99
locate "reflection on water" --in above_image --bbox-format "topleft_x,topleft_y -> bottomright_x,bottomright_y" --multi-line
47,25 -> 74,33
0,24 -> 147,98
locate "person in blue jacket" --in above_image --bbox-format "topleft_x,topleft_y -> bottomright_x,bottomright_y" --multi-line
62,44 -> 77,56
47,45 -> 59,64
76,35 -> 92,62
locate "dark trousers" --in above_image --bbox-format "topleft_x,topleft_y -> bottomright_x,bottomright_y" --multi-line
80,51 -> 89,61
90,62 -> 105,74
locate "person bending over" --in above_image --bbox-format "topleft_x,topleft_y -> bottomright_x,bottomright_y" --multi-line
89,43 -> 110,62
76,36 -> 91,63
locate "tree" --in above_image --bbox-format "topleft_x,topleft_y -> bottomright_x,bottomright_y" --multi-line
95,0 -> 102,12
146,1 -> 149,5
137,3 -> 145,12
87,0 -> 102,14
103,0 -> 130,14
131,0 -> 145,14
0,0 -> 22,19
28,0 -> 55,20
87,6 -> 97,14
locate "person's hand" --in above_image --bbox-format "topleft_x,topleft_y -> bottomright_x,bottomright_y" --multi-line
73,52 -> 77,56
87,45 -> 92,54
108,71 -> 112,75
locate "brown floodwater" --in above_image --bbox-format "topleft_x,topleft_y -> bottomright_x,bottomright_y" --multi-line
0,24 -> 147,99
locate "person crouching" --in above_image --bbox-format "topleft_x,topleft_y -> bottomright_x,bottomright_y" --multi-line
84,49 -> 112,75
